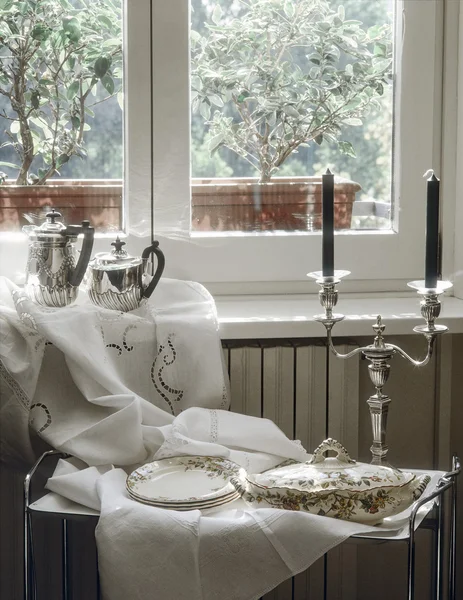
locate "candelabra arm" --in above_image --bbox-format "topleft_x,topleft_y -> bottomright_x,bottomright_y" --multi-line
388,337 -> 435,368
326,327 -> 365,360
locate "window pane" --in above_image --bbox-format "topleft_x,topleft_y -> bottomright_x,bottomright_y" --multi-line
191,0 -> 394,233
0,0 -> 123,232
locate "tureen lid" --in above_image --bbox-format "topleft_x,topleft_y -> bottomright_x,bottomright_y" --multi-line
248,438 -> 415,494
90,237 -> 142,271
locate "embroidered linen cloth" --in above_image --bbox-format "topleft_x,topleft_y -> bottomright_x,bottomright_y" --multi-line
0,276 -> 228,465
1,275 -> 373,600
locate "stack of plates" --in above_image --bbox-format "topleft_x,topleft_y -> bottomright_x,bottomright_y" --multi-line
126,455 -> 246,510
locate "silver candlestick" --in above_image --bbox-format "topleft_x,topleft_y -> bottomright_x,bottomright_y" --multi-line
308,270 -> 452,466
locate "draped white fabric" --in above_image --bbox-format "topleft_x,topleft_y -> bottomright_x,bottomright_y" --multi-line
0,276 -> 379,600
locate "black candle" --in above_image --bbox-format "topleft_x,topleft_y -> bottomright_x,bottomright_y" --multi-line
322,168 -> 334,277
424,172 -> 440,288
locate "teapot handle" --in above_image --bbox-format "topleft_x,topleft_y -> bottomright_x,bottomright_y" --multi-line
66,221 -> 95,287
308,438 -> 356,465
141,240 -> 165,300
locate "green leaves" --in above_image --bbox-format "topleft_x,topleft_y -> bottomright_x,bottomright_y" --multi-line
66,80 -> 79,100
191,0 -> 392,181
284,1 -> 295,18
342,118 -> 362,127
211,4 -> 223,25
0,0 -> 123,184
31,23 -> 51,42
94,56 -> 111,79
338,141 -> 356,158
31,90 -> 40,109
56,153 -> 70,169
208,132 -> 225,154
62,16 -> 81,43
101,74 -> 114,95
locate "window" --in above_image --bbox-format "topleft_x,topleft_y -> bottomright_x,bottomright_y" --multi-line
0,0 -> 124,232
190,0 -> 394,234
150,0 -> 452,293
0,0 -> 153,281
0,0 -> 460,298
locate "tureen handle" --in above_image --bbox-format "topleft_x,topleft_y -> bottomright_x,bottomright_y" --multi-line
308,438 -> 356,465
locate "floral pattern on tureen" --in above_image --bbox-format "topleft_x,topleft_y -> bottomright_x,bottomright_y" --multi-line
231,439 -> 431,525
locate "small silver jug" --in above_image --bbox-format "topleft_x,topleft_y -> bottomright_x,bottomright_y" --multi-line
86,238 -> 165,312
23,208 -> 95,307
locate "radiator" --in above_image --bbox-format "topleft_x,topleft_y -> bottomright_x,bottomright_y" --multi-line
223,339 -> 360,600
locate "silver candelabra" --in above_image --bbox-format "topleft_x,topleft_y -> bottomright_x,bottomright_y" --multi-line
308,270 -> 452,466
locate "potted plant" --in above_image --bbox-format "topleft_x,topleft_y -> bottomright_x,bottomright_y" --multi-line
191,0 -> 392,232
0,0 -> 123,231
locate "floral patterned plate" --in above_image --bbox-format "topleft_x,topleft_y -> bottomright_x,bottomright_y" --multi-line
126,455 -> 246,506
128,490 -> 241,510
230,439 -> 431,525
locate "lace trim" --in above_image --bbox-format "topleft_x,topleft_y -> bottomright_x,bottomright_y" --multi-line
220,384 -> 229,409
0,360 -> 31,410
210,409 -> 219,443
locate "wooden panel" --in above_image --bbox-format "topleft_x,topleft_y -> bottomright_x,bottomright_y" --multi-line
293,345 -> 327,600
435,334 -> 453,469
262,347 -> 295,440
229,347 -> 262,417
326,343 -> 360,600
261,346 -> 294,600
294,345 -> 327,451
328,343 -> 360,454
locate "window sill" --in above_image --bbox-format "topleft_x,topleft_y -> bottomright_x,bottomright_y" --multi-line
215,294 -> 463,340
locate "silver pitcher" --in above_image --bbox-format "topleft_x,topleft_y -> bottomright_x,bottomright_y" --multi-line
23,208 -> 95,307
86,238 -> 165,312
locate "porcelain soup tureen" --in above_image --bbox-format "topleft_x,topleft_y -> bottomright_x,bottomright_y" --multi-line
231,439 -> 430,525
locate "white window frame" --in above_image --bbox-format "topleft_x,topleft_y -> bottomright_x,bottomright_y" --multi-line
1,0 -> 461,300
149,0 -> 459,296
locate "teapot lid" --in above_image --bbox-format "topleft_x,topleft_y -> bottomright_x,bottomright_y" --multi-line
23,208 -> 68,238
248,438 -> 415,494
90,237 -> 142,271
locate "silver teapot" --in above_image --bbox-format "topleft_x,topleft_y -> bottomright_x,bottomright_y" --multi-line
23,208 -> 95,307
86,238 -> 165,312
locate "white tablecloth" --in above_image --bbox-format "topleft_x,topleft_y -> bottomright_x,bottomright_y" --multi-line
0,276 -> 399,600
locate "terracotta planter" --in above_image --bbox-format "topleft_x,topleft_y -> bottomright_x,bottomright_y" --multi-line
1,176 -> 361,234
0,180 -> 123,232
191,176 -> 361,232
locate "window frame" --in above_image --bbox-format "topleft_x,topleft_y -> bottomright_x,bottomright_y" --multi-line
0,0 -> 460,301
149,0 -> 456,295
